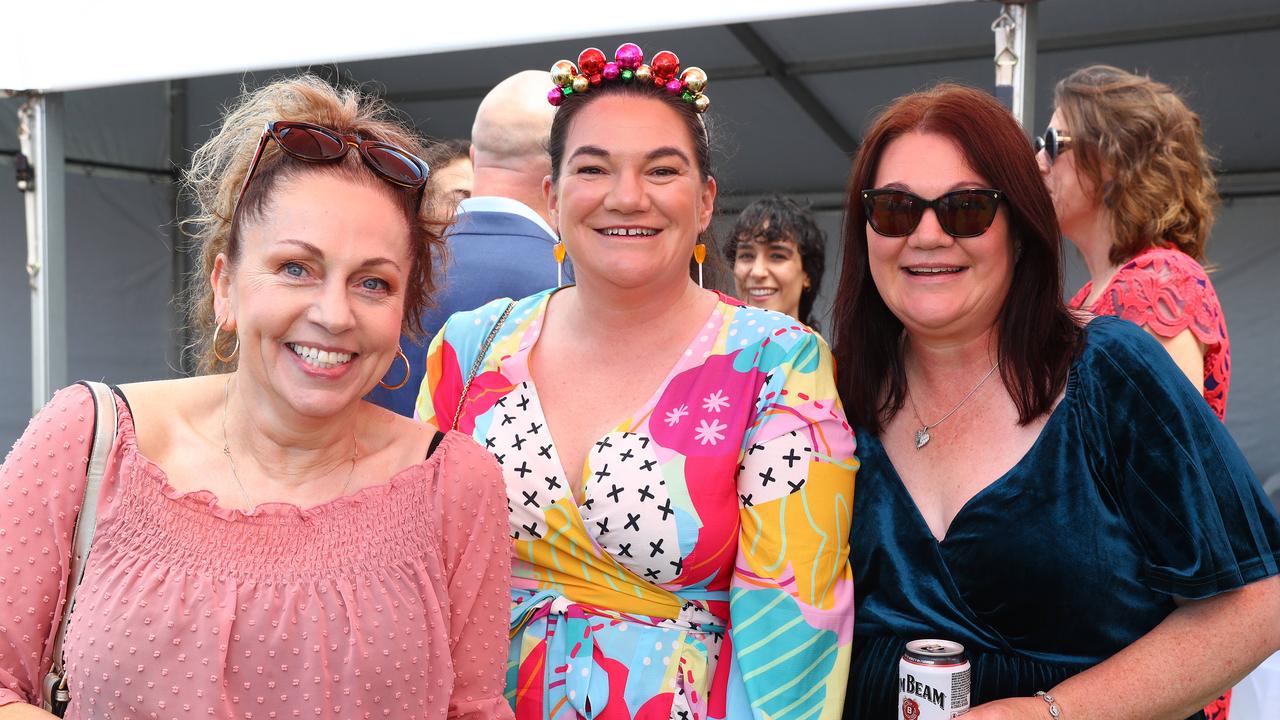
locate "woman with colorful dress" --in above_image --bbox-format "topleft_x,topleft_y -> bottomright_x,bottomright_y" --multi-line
0,75 -> 511,719
1040,64 -> 1229,419
417,44 -> 857,720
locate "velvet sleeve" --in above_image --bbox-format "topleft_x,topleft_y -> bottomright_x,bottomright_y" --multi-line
0,385 -> 100,708
1080,317 -> 1280,598
435,433 -> 514,719
722,330 -> 858,719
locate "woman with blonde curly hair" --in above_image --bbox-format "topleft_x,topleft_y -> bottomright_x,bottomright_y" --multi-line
1040,64 -> 1229,419
0,75 -> 512,719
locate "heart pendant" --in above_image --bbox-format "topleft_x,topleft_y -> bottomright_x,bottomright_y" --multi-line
914,427 -> 931,450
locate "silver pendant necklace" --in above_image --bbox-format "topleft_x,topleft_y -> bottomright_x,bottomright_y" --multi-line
221,375 -> 358,508
906,361 -> 1001,450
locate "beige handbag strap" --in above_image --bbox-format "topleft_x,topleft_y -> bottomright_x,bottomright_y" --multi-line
44,381 -> 117,708
451,301 -> 516,431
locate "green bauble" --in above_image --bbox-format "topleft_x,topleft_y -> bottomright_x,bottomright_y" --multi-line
621,69 -> 634,82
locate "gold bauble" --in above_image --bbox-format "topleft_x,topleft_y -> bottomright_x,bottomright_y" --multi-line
634,65 -> 653,84
693,93 -> 711,113
550,60 -> 577,88
681,67 -> 708,94
571,75 -> 590,93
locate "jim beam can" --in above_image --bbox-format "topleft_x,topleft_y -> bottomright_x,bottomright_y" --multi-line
899,639 -> 971,720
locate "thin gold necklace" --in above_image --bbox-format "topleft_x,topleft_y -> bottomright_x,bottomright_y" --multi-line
906,361 -> 1001,450
220,375 -> 358,508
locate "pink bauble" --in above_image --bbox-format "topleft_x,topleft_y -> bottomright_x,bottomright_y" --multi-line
665,78 -> 684,94
602,62 -> 621,81
547,88 -> 565,107
614,42 -> 644,70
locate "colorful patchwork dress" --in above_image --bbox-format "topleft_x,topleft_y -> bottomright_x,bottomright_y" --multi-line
418,289 -> 857,720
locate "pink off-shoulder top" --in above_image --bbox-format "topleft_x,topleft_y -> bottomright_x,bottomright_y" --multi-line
0,384 -> 513,719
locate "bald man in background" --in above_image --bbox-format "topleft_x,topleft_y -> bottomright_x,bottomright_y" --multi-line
369,70 -> 568,417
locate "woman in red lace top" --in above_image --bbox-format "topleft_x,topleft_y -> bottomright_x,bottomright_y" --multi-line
1039,65 -> 1229,420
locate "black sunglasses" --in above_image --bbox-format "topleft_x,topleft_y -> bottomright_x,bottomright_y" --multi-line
861,188 -> 1004,238
235,120 -> 429,212
1033,126 -> 1073,164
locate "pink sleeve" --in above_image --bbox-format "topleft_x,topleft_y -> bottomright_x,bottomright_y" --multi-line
0,385 -> 97,708
1099,249 -> 1227,347
435,434 -> 514,720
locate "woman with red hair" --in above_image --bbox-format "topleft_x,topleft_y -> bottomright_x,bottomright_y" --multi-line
831,84 -> 1280,720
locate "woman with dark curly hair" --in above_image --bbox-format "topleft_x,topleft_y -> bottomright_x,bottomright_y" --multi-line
1040,64 -> 1229,419
725,196 -> 828,328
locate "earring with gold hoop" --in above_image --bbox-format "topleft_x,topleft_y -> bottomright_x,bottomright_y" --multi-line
379,347 -> 412,390
212,320 -> 239,363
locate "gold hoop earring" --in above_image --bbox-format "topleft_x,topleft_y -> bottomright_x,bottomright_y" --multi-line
212,323 -> 239,363
693,243 -> 707,288
379,348 -> 411,390
554,241 -> 566,287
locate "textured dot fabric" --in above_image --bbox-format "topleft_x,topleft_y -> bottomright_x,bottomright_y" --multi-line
0,384 -> 514,719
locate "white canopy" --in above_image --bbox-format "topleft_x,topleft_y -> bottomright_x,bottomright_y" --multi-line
3,0 -> 954,92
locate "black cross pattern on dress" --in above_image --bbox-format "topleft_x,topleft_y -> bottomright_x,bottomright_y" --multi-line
514,461 -> 532,479
637,484 -> 654,502
522,521 -> 542,538
501,413 -> 515,426
484,436 -> 496,449
619,448 -> 634,462
594,437 -> 614,453
669,556 -> 683,574
644,568 -> 660,580
596,464 -> 614,483
494,453 -> 506,465
596,517 -> 610,534
639,460 -> 656,472
529,422 -> 543,435
537,443 -> 552,459
740,493 -> 754,507
657,498 -> 673,520
544,476 -> 561,491
782,449 -> 802,468
759,467 -> 777,486
516,395 -> 530,411
583,497 -> 595,511
511,434 -> 526,451
747,443 -> 765,456
625,512 -> 640,531
648,539 -> 665,557
787,478 -> 806,492
605,483 -> 623,501
521,490 -> 539,507
637,437 -> 651,449
677,710 -> 690,720
618,542 -> 633,558
495,396 -> 507,407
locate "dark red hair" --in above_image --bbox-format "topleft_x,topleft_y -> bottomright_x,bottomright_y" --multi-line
830,83 -> 1083,433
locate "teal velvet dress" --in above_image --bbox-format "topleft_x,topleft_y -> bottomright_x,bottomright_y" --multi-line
845,317 -> 1280,720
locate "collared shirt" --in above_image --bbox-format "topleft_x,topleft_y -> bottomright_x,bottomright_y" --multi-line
456,196 -> 558,240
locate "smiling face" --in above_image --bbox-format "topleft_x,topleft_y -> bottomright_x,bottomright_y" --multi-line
546,94 -> 716,292
213,172 -> 411,419
867,131 -> 1014,342
732,233 -> 809,319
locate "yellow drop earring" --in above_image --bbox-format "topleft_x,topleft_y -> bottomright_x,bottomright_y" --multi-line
554,241 -> 566,287
693,243 -> 707,288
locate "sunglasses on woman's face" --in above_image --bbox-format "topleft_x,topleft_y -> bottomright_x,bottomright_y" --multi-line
861,188 -> 1004,238
234,120 -> 429,212
1033,126 -> 1073,165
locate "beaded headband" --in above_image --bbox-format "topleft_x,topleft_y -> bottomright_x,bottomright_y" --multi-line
547,43 -> 710,113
